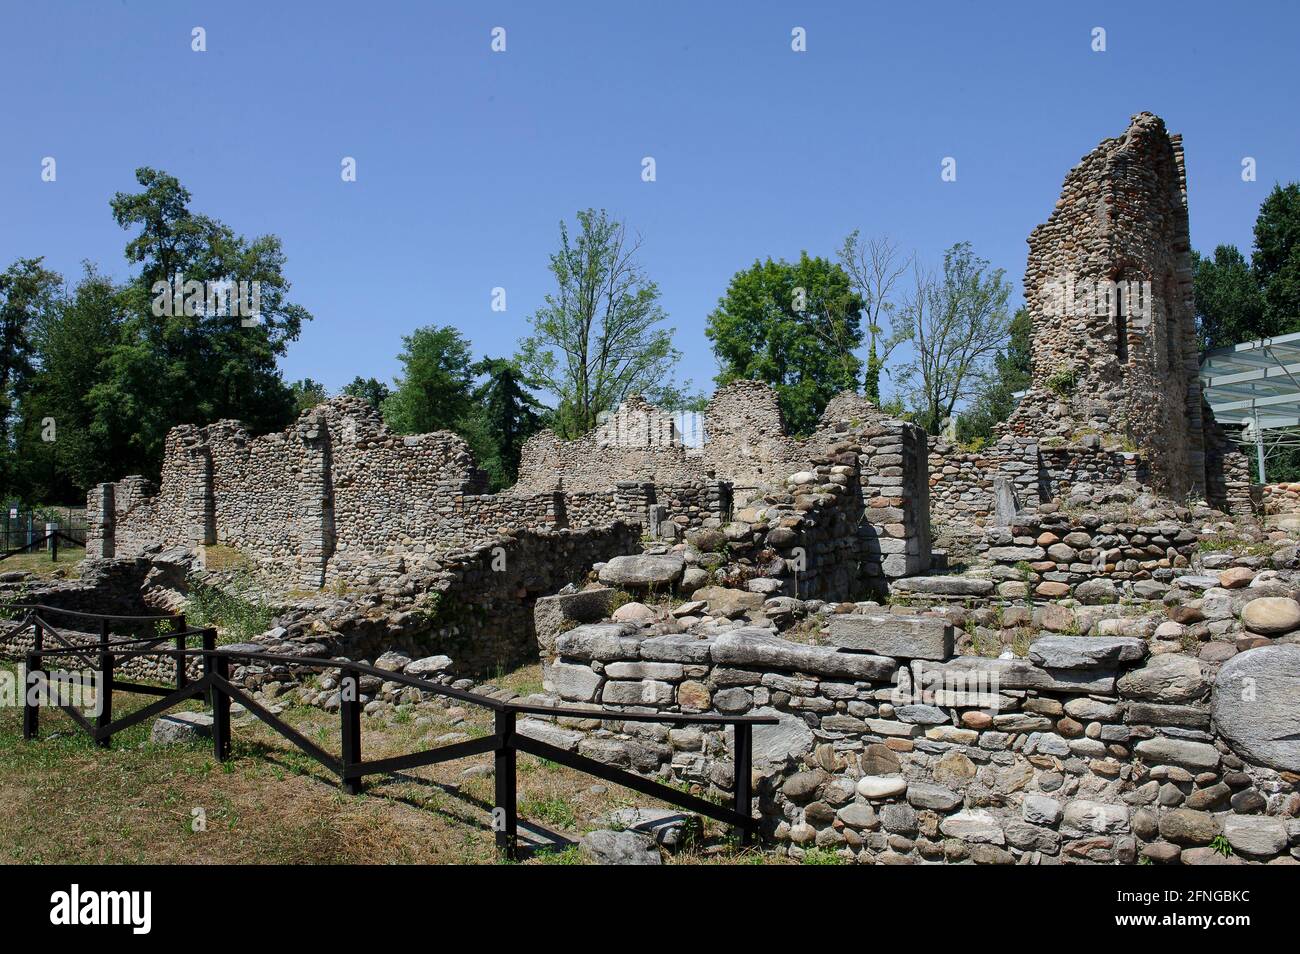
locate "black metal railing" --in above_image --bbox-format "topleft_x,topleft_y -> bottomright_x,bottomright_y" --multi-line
14,606 -> 775,859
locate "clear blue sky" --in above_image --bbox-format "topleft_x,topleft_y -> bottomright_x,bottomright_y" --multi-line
2,0 -> 1297,405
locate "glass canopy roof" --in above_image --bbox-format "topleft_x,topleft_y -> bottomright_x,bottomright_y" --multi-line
1201,331 -> 1300,430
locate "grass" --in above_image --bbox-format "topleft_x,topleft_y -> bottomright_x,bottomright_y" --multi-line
0,547 -> 84,579
0,660 -> 787,865
800,847 -> 848,865
201,545 -> 251,572
1196,537 -> 1272,557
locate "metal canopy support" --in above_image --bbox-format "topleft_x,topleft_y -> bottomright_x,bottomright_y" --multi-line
1201,329 -> 1300,480
1253,408 -> 1267,484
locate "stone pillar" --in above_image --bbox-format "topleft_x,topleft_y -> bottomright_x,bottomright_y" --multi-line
296,413 -> 336,589
86,483 -> 115,559
614,481 -> 653,526
181,446 -> 215,547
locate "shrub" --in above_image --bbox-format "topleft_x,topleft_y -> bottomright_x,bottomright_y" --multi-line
1045,370 -> 1077,397
185,576 -> 272,644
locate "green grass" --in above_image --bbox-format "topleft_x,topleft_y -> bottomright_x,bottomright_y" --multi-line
518,794 -> 577,830
800,847 -> 848,865
0,547 -> 84,580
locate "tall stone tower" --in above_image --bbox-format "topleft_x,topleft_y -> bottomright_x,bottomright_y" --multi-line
1005,112 -> 1204,500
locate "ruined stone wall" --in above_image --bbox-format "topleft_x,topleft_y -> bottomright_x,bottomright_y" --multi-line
977,515 -> 1200,602
514,380 -> 859,497
88,398 -> 559,588
927,437 -> 1147,539
1263,483 -> 1300,520
538,620 -> 1300,864
1006,112 -> 1206,501
90,383 -> 928,592
513,396 -> 705,492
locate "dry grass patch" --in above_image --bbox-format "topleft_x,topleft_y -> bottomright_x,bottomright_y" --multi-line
0,661 -> 782,865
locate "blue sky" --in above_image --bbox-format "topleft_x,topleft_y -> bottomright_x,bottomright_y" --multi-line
2,0 -> 1297,405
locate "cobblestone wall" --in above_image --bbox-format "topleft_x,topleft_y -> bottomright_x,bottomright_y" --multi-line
537,619 -> 1300,864
89,383 -> 930,592
921,115 -> 1257,539
928,437 -> 1149,539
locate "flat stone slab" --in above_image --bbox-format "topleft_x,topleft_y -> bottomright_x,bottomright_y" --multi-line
516,718 -> 583,751
912,655 -> 1115,696
712,628 -> 897,681
1117,653 -> 1208,703
891,576 -> 995,597
1172,575 -> 1221,591
750,706 -> 815,767
1222,815 -> 1289,859
599,808 -> 694,848
554,623 -> 640,662
597,554 -> 685,588
1134,736 -> 1220,773
1212,644 -> 1300,772
825,614 -> 954,661
579,829 -> 661,865
1028,635 -> 1147,670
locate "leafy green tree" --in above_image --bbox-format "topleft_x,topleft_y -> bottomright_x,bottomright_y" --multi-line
1253,183 -> 1300,333
0,258 -> 62,497
12,266 -> 126,502
288,378 -> 330,415
109,167 -> 310,442
706,252 -> 863,436
381,325 -> 474,434
1193,246 -> 1267,351
956,307 -> 1031,445
894,243 -> 1012,435
518,209 -> 682,438
342,376 -> 391,412
461,358 -> 547,490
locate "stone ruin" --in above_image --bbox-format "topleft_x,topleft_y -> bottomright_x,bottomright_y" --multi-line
929,112 -> 1254,542
86,380 -> 931,591
6,111 -> 1297,865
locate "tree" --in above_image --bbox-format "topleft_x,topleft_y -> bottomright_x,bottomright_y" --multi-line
381,325 -> 474,434
837,232 -> 909,402
13,266 -> 126,502
288,378 -> 330,415
894,243 -> 1012,435
1253,183 -> 1300,333
0,258 -> 62,497
1193,246 -> 1267,351
706,252 -> 863,436
518,209 -> 682,438
461,358 -> 547,490
109,167 -> 310,441
342,376 -> 391,412
956,307 -> 1031,446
